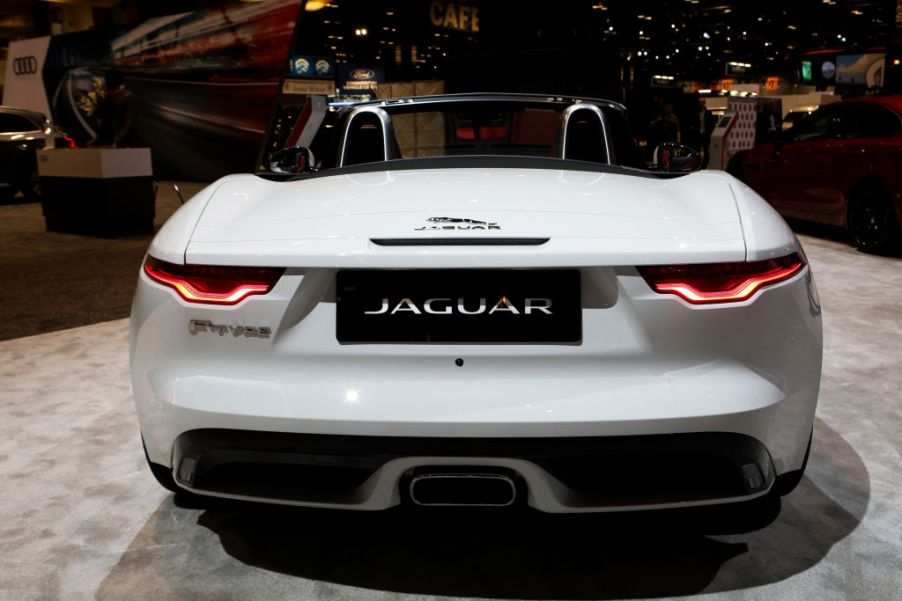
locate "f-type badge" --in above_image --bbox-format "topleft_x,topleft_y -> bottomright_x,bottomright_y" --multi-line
415,216 -> 500,231
189,319 -> 271,338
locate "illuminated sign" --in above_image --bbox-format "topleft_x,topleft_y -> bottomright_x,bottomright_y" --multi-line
337,64 -> 385,95
289,55 -> 333,78
430,1 -> 480,33
713,78 -> 734,91
349,68 -> 375,80
651,74 -> 677,87
725,61 -> 751,77
282,80 -> 334,95
764,77 -> 781,91
800,61 -> 812,83
315,59 -> 331,76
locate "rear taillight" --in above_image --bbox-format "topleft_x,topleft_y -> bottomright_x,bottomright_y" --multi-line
638,253 -> 805,305
64,137 -> 76,149
143,257 -> 284,305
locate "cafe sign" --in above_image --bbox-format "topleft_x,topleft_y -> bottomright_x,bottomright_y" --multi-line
430,1 -> 480,33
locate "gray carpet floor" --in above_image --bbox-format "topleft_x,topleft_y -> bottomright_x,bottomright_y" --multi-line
0,233 -> 900,600
0,182 -> 203,341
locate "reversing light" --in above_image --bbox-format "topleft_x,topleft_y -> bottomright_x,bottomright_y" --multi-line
638,254 -> 804,304
143,257 -> 284,305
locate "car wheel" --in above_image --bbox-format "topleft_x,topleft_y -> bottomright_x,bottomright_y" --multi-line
849,185 -> 900,254
774,430 -> 811,496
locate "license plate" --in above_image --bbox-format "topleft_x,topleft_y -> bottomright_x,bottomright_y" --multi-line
336,270 -> 581,343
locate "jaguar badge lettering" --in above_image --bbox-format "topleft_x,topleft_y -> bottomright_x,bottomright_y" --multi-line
364,297 -> 552,315
415,216 -> 500,231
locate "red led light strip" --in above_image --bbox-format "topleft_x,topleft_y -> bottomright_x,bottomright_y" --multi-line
649,261 -> 804,304
143,261 -> 274,305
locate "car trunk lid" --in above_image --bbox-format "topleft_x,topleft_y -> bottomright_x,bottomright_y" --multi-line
186,167 -> 745,267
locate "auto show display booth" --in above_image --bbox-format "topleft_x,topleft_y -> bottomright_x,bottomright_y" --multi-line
37,148 -> 155,237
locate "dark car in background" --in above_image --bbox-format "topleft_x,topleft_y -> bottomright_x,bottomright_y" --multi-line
728,96 -> 902,254
0,106 -> 74,202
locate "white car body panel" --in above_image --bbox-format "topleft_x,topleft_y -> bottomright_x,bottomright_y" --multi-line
147,179 -> 220,264
131,159 -> 821,512
729,179 -> 801,261
182,169 -> 749,267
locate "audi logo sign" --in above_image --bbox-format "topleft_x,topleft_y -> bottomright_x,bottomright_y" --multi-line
12,56 -> 39,76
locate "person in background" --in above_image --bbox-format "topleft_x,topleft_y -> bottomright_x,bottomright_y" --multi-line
89,70 -> 136,147
648,102 -> 681,152
686,96 -> 717,167
755,103 -> 778,146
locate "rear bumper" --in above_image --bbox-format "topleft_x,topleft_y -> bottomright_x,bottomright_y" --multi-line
169,429 -> 775,512
132,266 -> 822,511
136,348 -> 815,480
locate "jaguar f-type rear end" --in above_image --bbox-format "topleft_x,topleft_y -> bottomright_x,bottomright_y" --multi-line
130,157 -> 821,512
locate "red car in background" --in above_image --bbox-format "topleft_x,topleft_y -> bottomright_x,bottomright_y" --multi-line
728,96 -> 902,254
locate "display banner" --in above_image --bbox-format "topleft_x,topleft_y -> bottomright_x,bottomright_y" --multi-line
5,0 -> 303,181
289,56 -> 334,79
2,37 -> 52,118
836,53 -> 885,87
337,65 -> 385,97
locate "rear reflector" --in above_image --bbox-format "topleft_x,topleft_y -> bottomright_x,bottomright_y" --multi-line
143,257 -> 284,305
638,254 -> 804,304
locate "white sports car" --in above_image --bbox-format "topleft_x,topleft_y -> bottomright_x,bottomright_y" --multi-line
130,94 -> 822,512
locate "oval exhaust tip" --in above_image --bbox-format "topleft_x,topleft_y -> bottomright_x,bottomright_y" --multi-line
409,472 -> 517,507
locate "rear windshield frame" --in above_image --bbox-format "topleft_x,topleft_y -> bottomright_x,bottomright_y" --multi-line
281,154 -> 686,182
